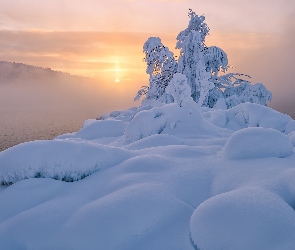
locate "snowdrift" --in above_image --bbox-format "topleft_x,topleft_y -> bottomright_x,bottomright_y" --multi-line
0,102 -> 294,249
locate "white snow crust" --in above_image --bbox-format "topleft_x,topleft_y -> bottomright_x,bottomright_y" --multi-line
0,102 -> 294,249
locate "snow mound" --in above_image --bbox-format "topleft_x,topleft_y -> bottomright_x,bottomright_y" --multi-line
286,120 -> 295,134
125,134 -> 183,150
221,127 -> 293,159
124,103 -> 220,143
190,188 -> 295,250
204,102 -> 292,132
0,140 -> 132,185
73,120 -> 125,140
289,131 -> 295,147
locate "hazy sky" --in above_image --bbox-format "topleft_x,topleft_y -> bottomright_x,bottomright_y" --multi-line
0,0 -> 294,114
0,0 -> 293,32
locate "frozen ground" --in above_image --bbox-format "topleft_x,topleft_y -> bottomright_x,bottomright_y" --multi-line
0,102 -> 294,249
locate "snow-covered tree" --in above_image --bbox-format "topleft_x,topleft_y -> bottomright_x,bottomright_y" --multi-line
137,37 -> 177,102
136,9 -> 272,109
176,9 -> 210,102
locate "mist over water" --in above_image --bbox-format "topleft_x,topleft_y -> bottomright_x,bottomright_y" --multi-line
0,68 -> 139,151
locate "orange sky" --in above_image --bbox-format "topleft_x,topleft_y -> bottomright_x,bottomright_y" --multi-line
0,0 -> 294,114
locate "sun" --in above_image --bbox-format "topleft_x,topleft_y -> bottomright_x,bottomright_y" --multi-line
115,78 -> 120,83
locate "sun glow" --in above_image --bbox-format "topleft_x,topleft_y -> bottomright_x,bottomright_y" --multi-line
114,60 -> 121,83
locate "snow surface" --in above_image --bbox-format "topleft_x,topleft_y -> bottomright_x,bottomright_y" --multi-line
0,102 -> 294,249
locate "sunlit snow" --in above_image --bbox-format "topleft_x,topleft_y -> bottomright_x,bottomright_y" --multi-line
0,100 -> 294,249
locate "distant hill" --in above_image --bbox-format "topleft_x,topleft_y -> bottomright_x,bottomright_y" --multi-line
0,61 -> 90,83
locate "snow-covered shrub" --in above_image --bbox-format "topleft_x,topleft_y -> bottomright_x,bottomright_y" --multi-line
222,81 -> 272,108
238,82 -> 272,105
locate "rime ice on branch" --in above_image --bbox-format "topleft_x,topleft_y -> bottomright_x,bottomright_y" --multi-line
136,9 -> 272,109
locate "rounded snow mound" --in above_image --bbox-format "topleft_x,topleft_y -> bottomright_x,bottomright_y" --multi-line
73,120 -> 125,140
222,127 -> 293,159
190,188 -> 295,250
